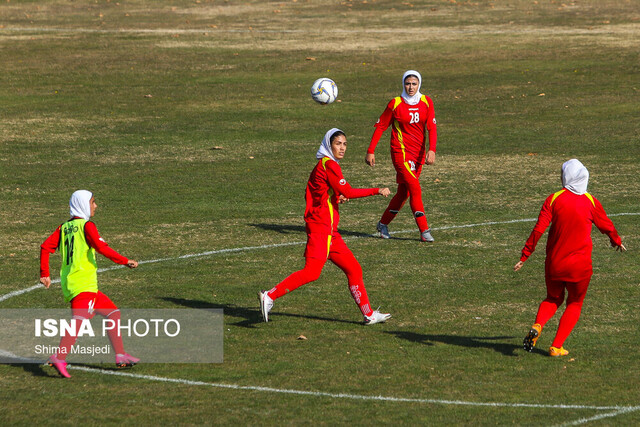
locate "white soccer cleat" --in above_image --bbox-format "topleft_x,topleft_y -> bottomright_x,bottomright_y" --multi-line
364,309 -> 391,325
258,290 -> 274,322
420,228 -> 434,243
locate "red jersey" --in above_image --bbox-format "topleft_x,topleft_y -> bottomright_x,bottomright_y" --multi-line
305,157 -> 379,234
40,219 -> 129,277
520,189 -> 622,281
367,95 -> 437,164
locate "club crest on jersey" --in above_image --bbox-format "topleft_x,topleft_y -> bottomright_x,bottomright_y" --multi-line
339,179 -> 347,185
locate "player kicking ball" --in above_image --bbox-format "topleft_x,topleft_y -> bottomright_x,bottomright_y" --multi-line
260,129 -> 392,325
40,190 -> 140,377
515,159 -> 626,357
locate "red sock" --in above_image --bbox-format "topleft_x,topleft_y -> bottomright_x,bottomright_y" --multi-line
551,301 -> 583,348
534,300 -> 560,328
406,179 -> 428,232
380,184 -> 408,225
105,311 -> 125,355
268,258 -> 324,300
551,279 -> 588,347
414,212 -> 429,232
348,282 -> 373,317
56,330 -> 78,361
331,250 -> 373,316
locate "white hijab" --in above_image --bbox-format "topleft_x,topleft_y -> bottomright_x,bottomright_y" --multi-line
401,70 -> 423,106
69,190 -> 93,220
316,128 -> 343,163
562,159 -> 589,195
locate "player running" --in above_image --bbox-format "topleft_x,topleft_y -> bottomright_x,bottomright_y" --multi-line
514,159 -> 626,357
365,70 -> 438,242
40,190 -> 139,378
259,129 -> 392,325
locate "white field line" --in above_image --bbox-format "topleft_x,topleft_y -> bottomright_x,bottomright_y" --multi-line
1,213 -> 636,304
555,406 -> 640,426
2,353 -> 636,414
63,365 -> 635,412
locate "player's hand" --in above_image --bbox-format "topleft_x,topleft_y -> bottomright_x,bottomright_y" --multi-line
127,260 -> 139,268
379,187 -> 391,197
40,277 -> 51,289
338,195 -> 349,204
514,261 -> 524,271
365,153 -> 376,167
615,243 -> 627,252
425,150 -> 436,165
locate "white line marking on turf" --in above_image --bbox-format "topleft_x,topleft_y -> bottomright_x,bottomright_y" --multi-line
1,213 -> 637,304
0,284 -> 44,303
1,351 -> 637,416
67,365 -> 635,412
1,350 -> 636,421
555,406 -> 640,426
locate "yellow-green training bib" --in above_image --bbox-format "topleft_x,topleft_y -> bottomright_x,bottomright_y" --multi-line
60,218 -> 98,302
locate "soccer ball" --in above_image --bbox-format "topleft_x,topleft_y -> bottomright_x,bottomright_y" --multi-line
310,78 -> 338,104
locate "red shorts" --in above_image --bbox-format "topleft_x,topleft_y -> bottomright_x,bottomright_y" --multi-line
391,152 -> 423,184
304,232 -> 350,260
70,291 -> 119,320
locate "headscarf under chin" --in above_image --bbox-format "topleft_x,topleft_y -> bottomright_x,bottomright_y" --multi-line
561,159 -> 589,195
401,70 -> 423,106
316,128 -> 343,163
69,190 -> 93,220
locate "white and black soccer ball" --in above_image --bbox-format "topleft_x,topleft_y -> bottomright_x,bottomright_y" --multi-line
310,78 -> 338,104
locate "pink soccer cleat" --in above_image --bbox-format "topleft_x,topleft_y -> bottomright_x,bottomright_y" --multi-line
47,355 -> 71,378
115,353 -> 140,368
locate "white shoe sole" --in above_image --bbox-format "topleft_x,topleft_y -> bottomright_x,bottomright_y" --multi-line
258,291 -> 269,322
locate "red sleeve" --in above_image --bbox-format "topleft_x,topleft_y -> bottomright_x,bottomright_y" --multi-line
592,197 -> 622,246
367,100 -> 395,154
520,195 -> 553,262
40,226 -> 61,278
325,161 -> 379,199
84,221 -> 130,265
425,96 -> 437,153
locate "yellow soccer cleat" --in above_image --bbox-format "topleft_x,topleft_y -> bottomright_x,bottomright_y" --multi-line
523,323 -> 542,352
549,346 -> 569,357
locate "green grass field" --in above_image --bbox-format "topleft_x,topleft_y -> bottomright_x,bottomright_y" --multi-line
1,0 -> 639,424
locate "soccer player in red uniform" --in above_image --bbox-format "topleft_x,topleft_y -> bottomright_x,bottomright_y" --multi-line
259,129 -> 392,325
365,70 -> 438,242
40,190 -> 139,377
515,159 -> 626,357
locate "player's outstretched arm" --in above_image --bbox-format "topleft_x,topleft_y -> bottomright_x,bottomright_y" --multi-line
40,276 -> 52,288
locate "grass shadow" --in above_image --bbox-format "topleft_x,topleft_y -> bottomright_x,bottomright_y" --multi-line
249,223 -> 374,238
386,330 -> 532,357
7,362 -> 53,377
160,297 -> 362,328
